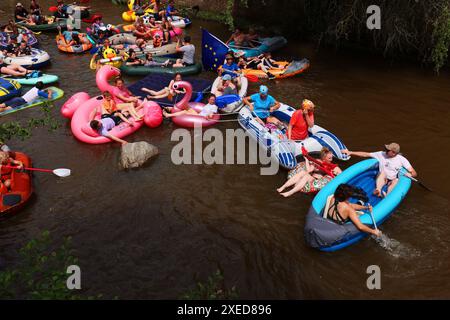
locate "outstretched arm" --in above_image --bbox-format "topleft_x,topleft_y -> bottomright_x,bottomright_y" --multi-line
342,149 -> 372,158
105,134 -> 127,145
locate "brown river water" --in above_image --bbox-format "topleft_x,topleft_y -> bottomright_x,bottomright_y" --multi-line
1,0 -> 449,299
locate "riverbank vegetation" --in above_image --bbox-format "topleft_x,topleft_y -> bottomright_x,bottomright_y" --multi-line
184,0 -> 450,72
0,104 -> 60,145
0,231 -> 86,299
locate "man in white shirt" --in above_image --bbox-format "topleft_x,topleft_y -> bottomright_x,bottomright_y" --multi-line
163,94 -> 218,120
342,143 -> 417,197
0,81 -> 52,112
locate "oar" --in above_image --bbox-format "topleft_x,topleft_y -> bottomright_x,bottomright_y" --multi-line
3,165 -> 71,177
402,173 -> 433,192
367,205 -> 378,230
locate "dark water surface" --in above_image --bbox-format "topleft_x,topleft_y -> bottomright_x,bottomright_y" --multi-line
1,0 -> 449,299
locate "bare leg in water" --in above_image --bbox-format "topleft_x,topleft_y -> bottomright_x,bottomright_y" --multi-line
277,169 -> 308,193
141,87 -> 170,99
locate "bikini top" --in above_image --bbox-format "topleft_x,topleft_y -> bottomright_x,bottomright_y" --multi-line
327,200 -> 350,225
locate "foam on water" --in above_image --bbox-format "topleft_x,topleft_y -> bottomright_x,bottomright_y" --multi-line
372,233 -> 421,259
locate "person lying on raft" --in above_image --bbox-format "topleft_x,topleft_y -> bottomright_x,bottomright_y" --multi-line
58,25 -> 89,47
219,55 -> 242,87
288,99 -> 315,141
214,74 -> 238,97
277,147 -> 342,197
258,52 -> 286,80
0,81 -> 52,113
326,184 -> 381,237
243,85 -> 282,126
0,150 -> 24,192
173,36 -> 196,68
163,94 -> 218,120
0,58 -> 32,77
111,78 -> 144,121
237,54 -> 262,70
89,107 -> 128,146
226,28 -> 247,47
143,52 -> 170,67
141,73 -> 184,100
342,143 -> 417,197
125,49 -> 145,66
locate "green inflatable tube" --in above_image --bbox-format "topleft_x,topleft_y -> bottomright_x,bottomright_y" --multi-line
0,87 -> 64,117
17,19 -> 68,32
120,57 -> 203,76
1,74 -> 59,86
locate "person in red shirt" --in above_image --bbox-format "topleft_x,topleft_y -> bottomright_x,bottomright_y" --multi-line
288,99 -> 315,141
0,150 -> 23,192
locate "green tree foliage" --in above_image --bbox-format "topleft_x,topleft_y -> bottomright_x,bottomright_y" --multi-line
0,103 -> 60,145
216,0 -> 450,72
0,231 -> 86,300
181,269 -> 238,300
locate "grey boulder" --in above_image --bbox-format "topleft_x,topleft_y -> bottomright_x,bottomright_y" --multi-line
120,141 -> 159,169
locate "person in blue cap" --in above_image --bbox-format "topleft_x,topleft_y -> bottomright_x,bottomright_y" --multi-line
243,85 -> 281,125
218,54 -> 242,87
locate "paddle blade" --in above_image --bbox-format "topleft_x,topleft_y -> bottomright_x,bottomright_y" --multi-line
53,168 -> 71,177
245,74 -> 259,82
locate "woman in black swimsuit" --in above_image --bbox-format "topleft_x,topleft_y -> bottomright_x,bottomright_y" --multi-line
327,184 -> 381,237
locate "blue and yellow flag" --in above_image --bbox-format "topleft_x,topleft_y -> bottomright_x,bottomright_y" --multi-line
201,28 -> 230,72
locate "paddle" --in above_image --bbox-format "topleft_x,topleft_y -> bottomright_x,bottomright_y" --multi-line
402,173 -> 433,192
3,165 -> 71,177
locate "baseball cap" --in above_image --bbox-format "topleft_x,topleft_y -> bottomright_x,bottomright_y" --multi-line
259,85 -> 268,95
385,143 -> 400,154
222,74 -> 232,81
16,3 -> 23,7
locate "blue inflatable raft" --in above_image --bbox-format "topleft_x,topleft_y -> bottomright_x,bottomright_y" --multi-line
0,78 -> 22,103
229,36 -> 288,58
304,159 -> 411,252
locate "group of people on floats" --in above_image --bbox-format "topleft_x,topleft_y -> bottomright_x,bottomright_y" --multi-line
13,0 -> 71,26
131,0 -> 179,19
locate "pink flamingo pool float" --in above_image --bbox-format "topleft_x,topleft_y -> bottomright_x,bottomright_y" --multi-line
61,65 -> 163,144
169,81 -> 220,128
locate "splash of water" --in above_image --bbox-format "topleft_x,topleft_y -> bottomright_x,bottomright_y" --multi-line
372,233 -> 421,258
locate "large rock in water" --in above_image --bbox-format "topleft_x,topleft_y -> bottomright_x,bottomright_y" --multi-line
120,141 -> 159,169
